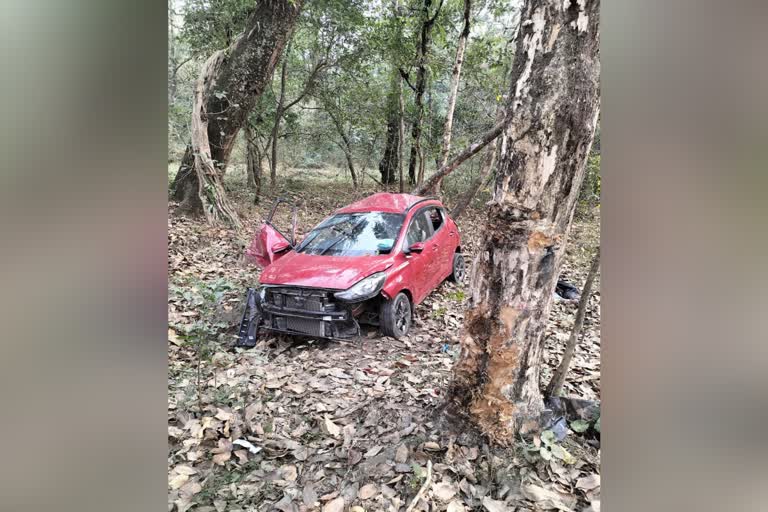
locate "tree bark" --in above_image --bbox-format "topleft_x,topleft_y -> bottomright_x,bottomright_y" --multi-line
190,51 -> 242,228
411,118 -> 505,195
546,248 -> 600,397
398,77 -> 406,193
407,0 -> 444,186
171,0 -> 302,215
327,109 -> 358,188
450,140 -> 497,219
448,0 -> 601,443
244,122 -> 263,204
379,69 -> 402,185
435,0 -> 471,194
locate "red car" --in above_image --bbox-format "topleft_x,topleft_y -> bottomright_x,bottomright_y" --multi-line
236,193 -> 465,345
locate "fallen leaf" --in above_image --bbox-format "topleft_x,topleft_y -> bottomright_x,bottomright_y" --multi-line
173,465 -> 198,476
424,441 -> 441,451
233,438 -> 262,454
358,484 -> 377,500
447,501 -> 466,512
395,444 -> 408,463
322,496 -> 345,512
576,474 -> 600,491
280,465 -> 298,482
169,473 -> 189,490
364,445 -> 382,458
433,482 -> 457,501
482,496 -> 509,512
521,483 -> 576,511
323,415 -> 341,437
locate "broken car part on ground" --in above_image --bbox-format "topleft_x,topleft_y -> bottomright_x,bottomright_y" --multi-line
237,193 -> 465,344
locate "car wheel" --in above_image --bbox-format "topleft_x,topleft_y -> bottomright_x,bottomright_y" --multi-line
380,292 -> 412,338
449,253 -> 466,283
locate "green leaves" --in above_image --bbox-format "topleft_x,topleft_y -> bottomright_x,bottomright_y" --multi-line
570,419 -> 590,433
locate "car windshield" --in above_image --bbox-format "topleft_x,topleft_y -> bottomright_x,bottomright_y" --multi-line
296,212 -> 404,256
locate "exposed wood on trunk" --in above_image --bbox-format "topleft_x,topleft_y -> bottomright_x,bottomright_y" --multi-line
546,247 -> 600,397
411,118 -> 505,195
171,0 -> 302,215
448,0 -> 601,443
190,51 -> 242,228
407,0 -> 444,186
435,0 -> 472,194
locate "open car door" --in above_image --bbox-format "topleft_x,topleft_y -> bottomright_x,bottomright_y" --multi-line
245,198 -> 297,268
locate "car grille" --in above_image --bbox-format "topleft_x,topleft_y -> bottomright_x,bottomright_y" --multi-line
285,317 -> 325,337
265,287 -> 337,312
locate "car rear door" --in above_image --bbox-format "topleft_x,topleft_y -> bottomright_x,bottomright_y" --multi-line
422,206 -> 453,284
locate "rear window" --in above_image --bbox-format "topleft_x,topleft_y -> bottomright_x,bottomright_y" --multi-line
296,212 -> 404,256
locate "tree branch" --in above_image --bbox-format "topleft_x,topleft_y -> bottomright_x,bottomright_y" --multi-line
412,118 -> 507,195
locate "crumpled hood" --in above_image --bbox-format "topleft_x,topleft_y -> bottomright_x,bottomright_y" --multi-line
259,251 -> 393,290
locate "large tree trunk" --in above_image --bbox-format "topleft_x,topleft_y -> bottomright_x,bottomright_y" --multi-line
171,0 -> 301,216
270,47 -> 289,189
190,52 -> 242,228
435,0 -> 471,194
379,70 -> 401,185
407,0 -> 443,186
448,0 -> 600,442
546,247 -> 600,397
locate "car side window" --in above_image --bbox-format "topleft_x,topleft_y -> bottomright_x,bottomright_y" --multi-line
405,210 -> 433,247
426,207 -> 444,233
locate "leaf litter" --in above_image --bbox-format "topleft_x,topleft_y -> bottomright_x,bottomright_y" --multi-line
168,177 -> 601,511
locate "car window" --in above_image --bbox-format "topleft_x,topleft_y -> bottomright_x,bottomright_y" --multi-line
405,210 -> 433,247
426,207 -> 444,232
296,212 -> 404,256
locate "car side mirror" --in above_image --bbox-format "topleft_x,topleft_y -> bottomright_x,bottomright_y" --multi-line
405,242 -> 424,254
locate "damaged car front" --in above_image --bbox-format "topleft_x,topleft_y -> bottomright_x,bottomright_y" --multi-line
238,209 -> 403,345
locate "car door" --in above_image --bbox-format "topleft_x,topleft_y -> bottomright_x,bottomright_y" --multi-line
401,208 -> 435,303
422,206 -> 452,284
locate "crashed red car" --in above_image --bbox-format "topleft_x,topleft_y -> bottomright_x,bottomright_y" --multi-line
236,193 -> 465,345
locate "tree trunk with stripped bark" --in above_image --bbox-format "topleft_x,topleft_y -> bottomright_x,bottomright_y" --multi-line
448,0 -> 601,442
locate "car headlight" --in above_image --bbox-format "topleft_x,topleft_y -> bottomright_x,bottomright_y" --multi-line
334,272 -> 387,302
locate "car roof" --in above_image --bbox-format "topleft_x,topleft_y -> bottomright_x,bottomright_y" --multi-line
335,193 -> 440,214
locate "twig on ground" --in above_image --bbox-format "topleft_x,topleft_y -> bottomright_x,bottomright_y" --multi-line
405,459 -> 432,512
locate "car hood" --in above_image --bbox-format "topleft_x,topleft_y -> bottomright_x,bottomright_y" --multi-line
259,251 -> 393,290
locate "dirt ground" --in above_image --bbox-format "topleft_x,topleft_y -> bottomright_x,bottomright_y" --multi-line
168,166 -> 601,512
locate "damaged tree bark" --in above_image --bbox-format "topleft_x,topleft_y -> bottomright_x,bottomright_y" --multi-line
546,247 -> 600,397
171,0 -> 302,216
448,0 -> 600,442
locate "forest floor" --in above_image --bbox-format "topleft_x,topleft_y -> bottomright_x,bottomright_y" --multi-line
168,165 -> 601,512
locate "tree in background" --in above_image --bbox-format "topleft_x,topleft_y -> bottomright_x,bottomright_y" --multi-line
172,0 -> 302,220
435,0 -> 472,194
448,0 -> 601,442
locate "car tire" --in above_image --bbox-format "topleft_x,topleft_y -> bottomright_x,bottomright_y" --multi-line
449,252 -> 466,283
380,292 -> 412,338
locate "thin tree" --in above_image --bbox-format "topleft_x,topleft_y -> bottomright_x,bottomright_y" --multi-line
243,121 -> 263,203
450,141 -> 497,219
405,0 -> 444,186
546,248 -> 600,397
171,0 -> 302,218
434,0 -> 472,194
269,45 -> 329,188
448,0 -> 600,443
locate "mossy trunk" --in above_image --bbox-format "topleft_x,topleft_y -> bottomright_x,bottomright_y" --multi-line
449,0 -> 601,443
